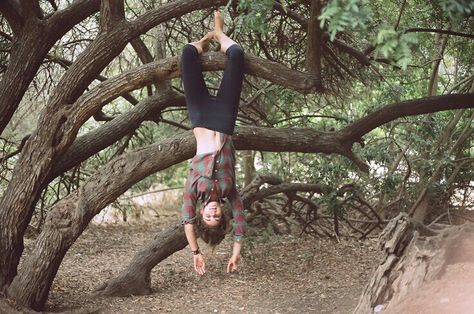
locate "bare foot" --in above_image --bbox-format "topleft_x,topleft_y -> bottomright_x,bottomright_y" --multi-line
212,10 -> 237,53
201,31 -> 214,52
190,31 -> 214,53
214,10 -> 224,34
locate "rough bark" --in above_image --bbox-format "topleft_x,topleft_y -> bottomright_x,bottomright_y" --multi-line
8,99 -> 473,308
339,93 -> 474,142
354,213 -> 474,313
48,91 -> 185,179
306,0 -> 322,81
6,132 -> 195,310
94,223 -> 187,297
0,4 -> 101,289
0,0 -> 224,293
36,44 -> 333,180
242,151 -> 255,187
0,0 -> 101,135
0,1 -> 24,35
2,90 -> 472,297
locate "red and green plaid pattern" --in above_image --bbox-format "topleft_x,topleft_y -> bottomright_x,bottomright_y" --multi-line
181,134 -> 246,241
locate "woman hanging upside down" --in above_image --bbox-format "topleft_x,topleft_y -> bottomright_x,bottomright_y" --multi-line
180,10 -> 246,276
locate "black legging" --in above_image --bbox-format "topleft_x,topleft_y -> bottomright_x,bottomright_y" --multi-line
181,44 -> 244,135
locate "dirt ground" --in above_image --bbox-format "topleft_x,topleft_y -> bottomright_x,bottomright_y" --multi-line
23,212 -> 383,314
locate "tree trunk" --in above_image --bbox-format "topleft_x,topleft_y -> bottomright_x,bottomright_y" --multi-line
94,223 -> 187,297
243,150 -> 255,187
0,1 -> 101,135
6,132 -> 195,310
409,32 -> 449,223
354,213 -> 474,313
306,0 -> 322,82
0,0 -> 226,294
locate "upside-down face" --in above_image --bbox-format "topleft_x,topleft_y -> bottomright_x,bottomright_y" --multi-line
200,201 -> 222,227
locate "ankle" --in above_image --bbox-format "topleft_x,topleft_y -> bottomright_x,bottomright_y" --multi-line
190,42 -> 203,54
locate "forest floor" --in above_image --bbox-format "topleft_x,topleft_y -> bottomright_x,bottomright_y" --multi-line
21,210 -> 384,314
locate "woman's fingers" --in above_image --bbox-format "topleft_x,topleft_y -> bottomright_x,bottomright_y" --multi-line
227,261 -> 237,273
194,256 -> 206,275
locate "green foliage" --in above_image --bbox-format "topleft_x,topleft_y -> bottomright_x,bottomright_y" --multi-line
373,25 -> 418,70
319,0 -> 373,41
235,0 -> 274,34
436,0 -> 474,23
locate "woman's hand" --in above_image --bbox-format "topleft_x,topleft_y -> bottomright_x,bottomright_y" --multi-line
227,254 -> 241,273
193,254 -> 206,275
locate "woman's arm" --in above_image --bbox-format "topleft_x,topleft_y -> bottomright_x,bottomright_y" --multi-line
226,187 -> 246,272
227,240 -> 243,273
184,223 -> 206,275
227,187 -> 247,241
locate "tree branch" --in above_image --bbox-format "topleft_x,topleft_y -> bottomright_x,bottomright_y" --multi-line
20,0 -> 43,19
339,94 -> 474,142
49,0 -> 101,32
306,0 -> 322,82
48,91 -> 185,180
99,0 -> 125,32
0,0 -> 24,35
405,28 -> 474,39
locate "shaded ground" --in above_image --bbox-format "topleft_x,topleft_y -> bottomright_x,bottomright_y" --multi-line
23,213 -> 381,313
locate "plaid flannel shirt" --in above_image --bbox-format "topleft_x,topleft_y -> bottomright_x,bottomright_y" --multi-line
181,134 -> 246,241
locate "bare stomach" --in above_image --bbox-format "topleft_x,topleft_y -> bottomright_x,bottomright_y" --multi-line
193,127 -> 222,155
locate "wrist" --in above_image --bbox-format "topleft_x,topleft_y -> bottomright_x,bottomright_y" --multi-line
192,248 -> 201,255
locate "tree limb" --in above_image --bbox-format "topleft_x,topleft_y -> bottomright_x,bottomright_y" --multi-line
405,28 -> 474,39
0,0 -> 24,34
339,94 -> 474,142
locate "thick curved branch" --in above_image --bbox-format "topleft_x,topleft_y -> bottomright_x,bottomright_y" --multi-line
0,0 -> 24,34
20,0 -> 43,19
7,131 -> 196,309
0,2 -> 230,267
48,0 -> 227,106
339,94 -> 474,142
43,51 -> 324,163
0,0 -> 101,135
99,0 -> 125,32
13,95 -> 474,303
48,0 -> 101,31
94,173 -> 320,296
405,28 -> 474,39
70,51 -> 322,131
44,54 -> 139,105
62,87 -> 474,183
48,91 -> 185,180
306,0 -> 322,80
244,183 -> 328,208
